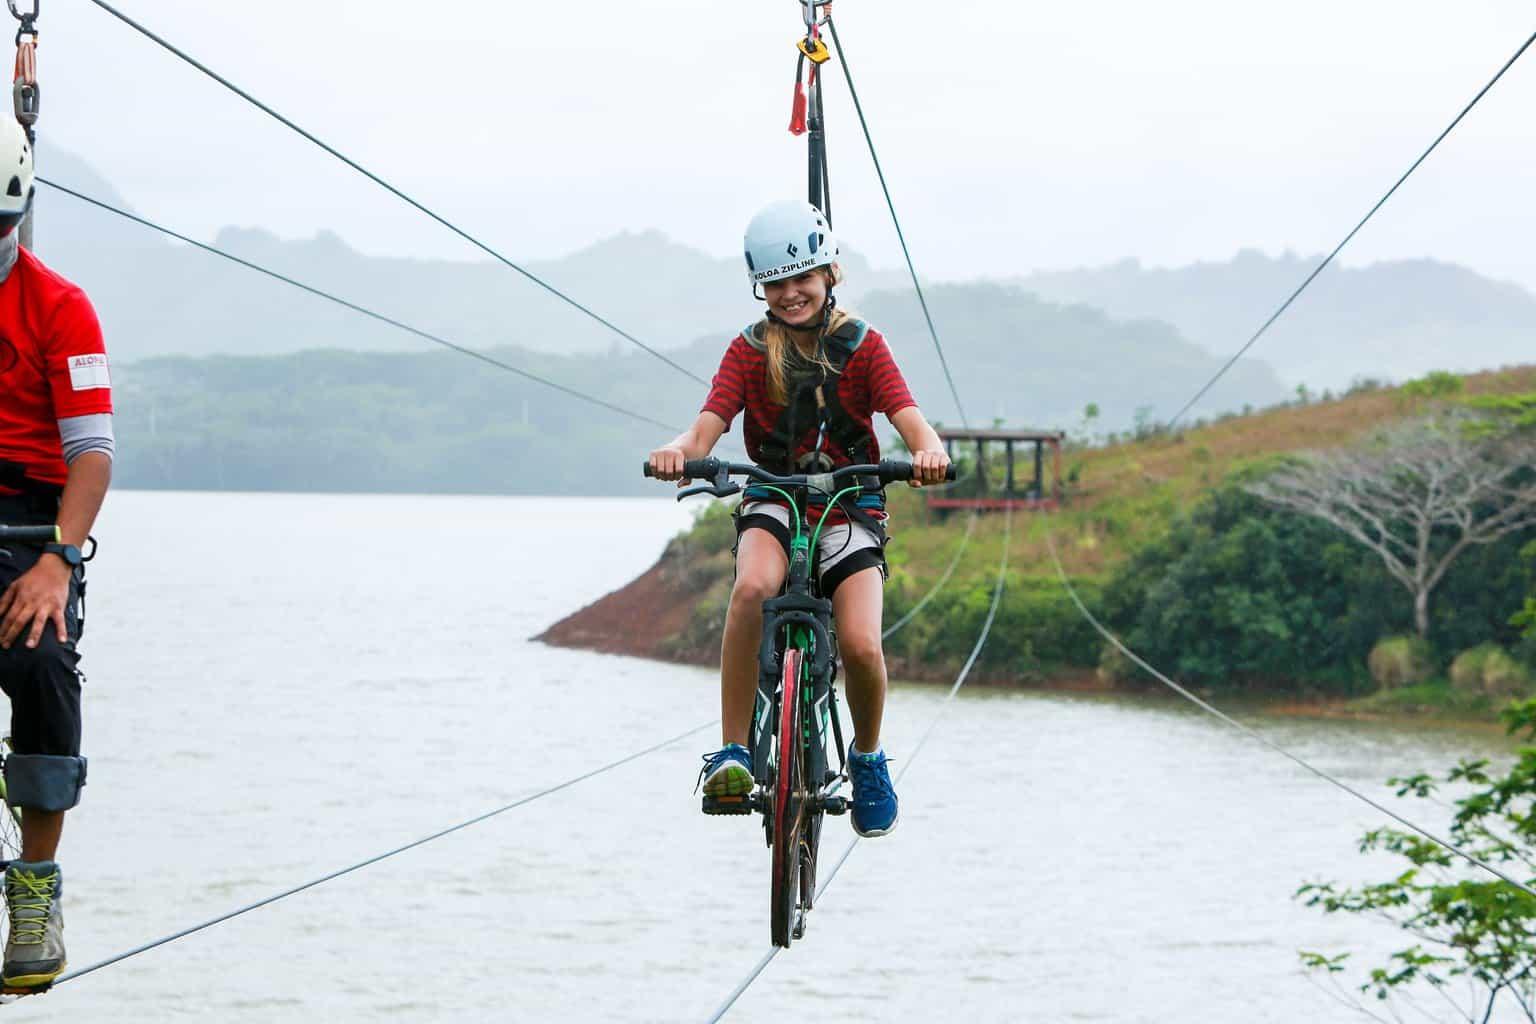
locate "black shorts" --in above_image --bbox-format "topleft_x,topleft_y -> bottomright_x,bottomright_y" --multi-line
733,501 -> 888,598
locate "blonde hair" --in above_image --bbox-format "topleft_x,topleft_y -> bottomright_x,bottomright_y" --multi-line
762,265 -> 852,405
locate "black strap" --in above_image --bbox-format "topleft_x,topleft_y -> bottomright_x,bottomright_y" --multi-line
0,458 -> 61,514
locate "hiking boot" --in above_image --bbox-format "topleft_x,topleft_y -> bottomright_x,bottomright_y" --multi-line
3,861 -> 65,992
696,744 -> 753,797
848,746 -> 899,837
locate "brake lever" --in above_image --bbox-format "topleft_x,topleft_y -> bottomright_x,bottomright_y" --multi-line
676,481 -> 743,502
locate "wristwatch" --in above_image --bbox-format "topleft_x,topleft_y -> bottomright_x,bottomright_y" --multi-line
42,542 -> 82,568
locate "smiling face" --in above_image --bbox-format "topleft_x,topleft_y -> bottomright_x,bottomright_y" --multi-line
762,269 -> 830,327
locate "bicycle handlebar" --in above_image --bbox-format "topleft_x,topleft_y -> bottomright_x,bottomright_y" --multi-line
643,458 -> 956,499
0,524 -> 58,542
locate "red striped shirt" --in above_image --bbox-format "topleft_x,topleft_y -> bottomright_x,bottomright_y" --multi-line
702,325 -> 915,470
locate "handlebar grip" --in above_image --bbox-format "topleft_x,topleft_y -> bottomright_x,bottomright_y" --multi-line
0,525 -> 59,542
643,457 -> 723,480
875,460 -> 958,483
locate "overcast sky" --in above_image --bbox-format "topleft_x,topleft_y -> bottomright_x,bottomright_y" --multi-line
40,0 -> 1536,292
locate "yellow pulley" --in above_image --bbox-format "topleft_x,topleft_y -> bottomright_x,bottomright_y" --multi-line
797,36 -> 830,64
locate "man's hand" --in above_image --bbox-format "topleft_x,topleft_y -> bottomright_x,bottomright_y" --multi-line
909,449 -> 951,488
0,556 -> 71,649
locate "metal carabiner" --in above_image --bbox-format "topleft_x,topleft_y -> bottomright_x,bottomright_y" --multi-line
6,0 -> 36,24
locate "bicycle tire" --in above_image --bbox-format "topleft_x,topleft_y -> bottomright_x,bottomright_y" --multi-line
0,739 -> 22,867
770,648 -> 804,948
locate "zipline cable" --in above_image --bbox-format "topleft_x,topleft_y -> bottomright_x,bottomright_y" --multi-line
56,719 -> 717,986
706,506 -> 1012,1023
40,178 -> 687,435
1166,22 -> 1536,427
52,526 -> 969,990
882,510 -> 976,640
45,466 -> 965,989
83,0 -> 709,387
1034,22 -> 1536,897
824,16 -> 968,429
1041,527 -> 1536,900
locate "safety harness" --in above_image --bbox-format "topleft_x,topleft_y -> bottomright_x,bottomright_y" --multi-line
741,311 -> 888,544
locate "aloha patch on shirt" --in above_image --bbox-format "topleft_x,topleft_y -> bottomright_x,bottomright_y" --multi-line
66,353 -> 111,392
0,247 -> 112,488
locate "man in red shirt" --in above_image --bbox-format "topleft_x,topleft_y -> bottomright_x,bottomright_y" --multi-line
0,120 -> 112,994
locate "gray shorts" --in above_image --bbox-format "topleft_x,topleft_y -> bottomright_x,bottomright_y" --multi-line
733,500 -> 887,597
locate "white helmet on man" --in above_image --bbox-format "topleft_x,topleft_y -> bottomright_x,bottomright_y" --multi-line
742,200 -> 838,286
0,120 -> 32,236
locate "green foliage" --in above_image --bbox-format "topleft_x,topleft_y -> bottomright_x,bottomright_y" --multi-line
1298,699 -> 1536,1020
1099,485 -> 1381,692
115,348 -> 705,496
1399,369 -> 1465,403
885,572 -> 1102,676
1469,391 -> 1536,432
1369,636 -> 1436,691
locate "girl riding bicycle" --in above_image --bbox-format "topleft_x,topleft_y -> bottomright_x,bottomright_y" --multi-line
647,200 -> 950,837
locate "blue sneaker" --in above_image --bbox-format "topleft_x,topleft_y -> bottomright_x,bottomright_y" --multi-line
848,745 -> 898,837
697,744 -> 753,797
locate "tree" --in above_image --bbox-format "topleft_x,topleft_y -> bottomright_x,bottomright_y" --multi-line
1248,413 -> 1536,637
1298,699 -> 1536,1022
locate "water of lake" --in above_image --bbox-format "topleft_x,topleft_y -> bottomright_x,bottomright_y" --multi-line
4,491 -> 1519,1022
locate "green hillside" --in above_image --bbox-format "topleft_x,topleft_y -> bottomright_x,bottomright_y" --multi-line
608,366 -> 1536,708
111,282 -> 1289,494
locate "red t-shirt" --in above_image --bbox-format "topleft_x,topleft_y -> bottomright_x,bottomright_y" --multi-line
701,323 -> 916,470
0,247 -> 112,488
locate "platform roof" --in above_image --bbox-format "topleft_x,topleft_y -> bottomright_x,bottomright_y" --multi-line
936,428 -> 1065,442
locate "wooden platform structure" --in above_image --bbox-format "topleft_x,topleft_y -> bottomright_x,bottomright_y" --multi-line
930,428 -> 1065,512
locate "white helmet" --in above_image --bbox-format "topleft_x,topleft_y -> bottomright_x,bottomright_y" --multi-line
0,120 -> 32,235
742,200 -> 838,285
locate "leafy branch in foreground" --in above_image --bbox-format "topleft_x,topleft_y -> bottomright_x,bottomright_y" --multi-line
1298,700 -> 1536,1021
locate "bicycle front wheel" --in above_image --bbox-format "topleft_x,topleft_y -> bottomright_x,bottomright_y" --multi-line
770,648 -> 804,948
0,739 -> 22,867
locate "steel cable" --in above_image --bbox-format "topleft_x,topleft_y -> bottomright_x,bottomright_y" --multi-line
46,485 -> 965,989
84,0 -> 709,386
1034,22 -> 1536,899
1166,23 -> 1536,427
1040,525 -> 1536,900
55,720 -> 717,986
881,509 -> 976,639
40,178 -> 688,434
705,506 -> 1012,1022
825,16 -> 969,429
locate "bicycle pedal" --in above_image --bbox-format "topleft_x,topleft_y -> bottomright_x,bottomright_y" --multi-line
702,794 -> 753,815
823,795 -> 848,816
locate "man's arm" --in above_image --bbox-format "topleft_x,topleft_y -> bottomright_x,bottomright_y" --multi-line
54,451 -> 111,550
0,452 -> 110,650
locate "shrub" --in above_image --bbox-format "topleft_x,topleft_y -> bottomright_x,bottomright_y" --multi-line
1448,643 -> 1496,694
1368,636 -> 1434,690
1481,646 -> 1532,697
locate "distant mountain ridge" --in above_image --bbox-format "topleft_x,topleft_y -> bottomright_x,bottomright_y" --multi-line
35,143 -> 1536,428
1015,250 -> 1536,391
